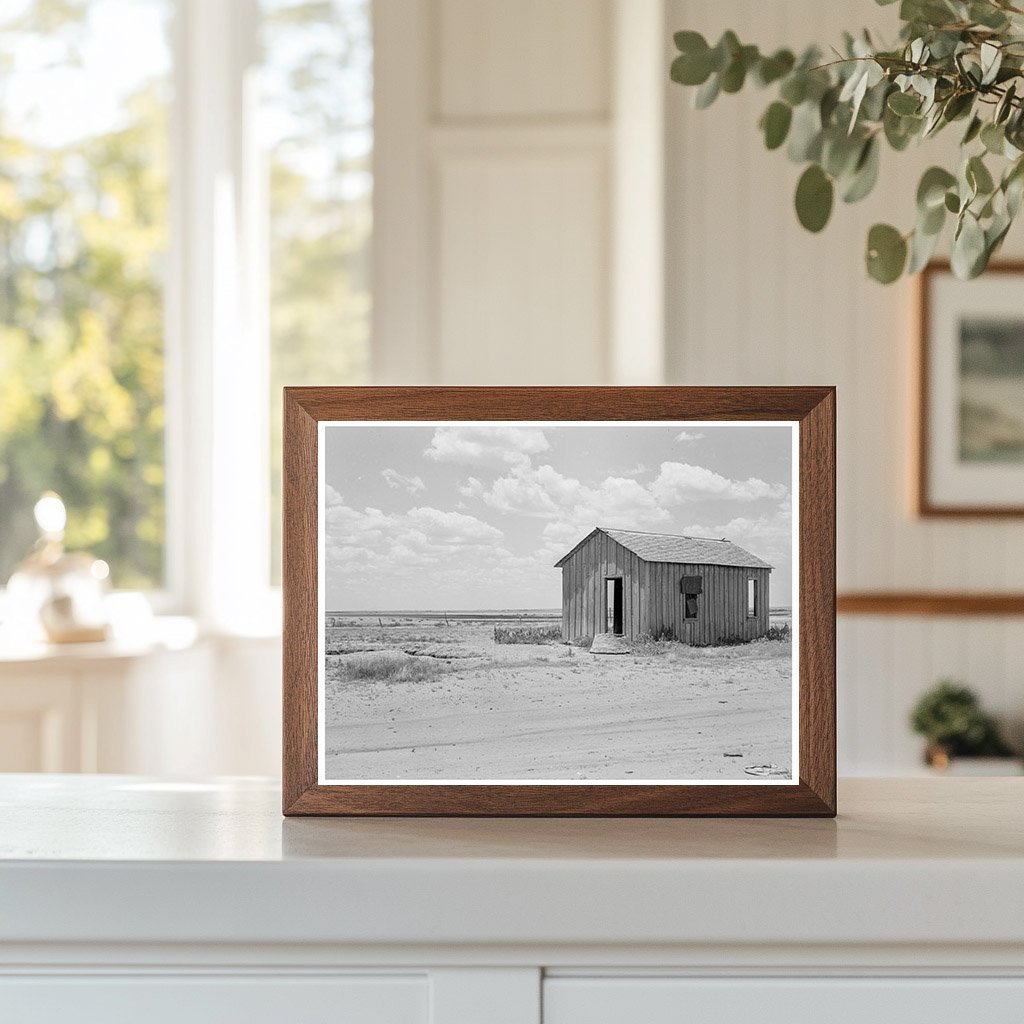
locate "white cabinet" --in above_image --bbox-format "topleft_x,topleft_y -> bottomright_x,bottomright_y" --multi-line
544,977 -> 1024,1024
1,975 -> 428,1024
2,777 -> 1023,1024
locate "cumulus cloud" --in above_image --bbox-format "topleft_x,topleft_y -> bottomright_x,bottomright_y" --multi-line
468,460 -> 786,533
472,464 -> 665,525
682,499 -> 792,569
403,506 -> 503,543
650,462 -> 787,504
327,501 -> 500,551
675,430 -> 705,442
424,425 -> 550,469
381,468 -> 426,494
322,495 -> 552,604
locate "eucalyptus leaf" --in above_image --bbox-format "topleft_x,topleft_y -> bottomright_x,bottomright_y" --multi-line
970,2 -> 1009,29
671,51 -> 712,87
779,73 -> 807,106
842,137 -> 880,203
754,49 -> 795,87
760,101 -> 793,150
981,121 -> 1006,155
962,115 -> 983,145
710,31 -> 740,73
721,44 -> 759,92
980,42 -> 1002,85
822,128 -> 864,178
942,91 -> 974,122
917,166 -> 957,210
980,41 -> 1002,86
921,200 -> 946,235
866,223 -> 908,283
795,164 -> 834,232
860,79 -> 892,122
967,154 -> 995,195
995,82 -> 1017,124
951,211 -> 987,278
908,221 -> 942,273
694,73 -> 721,109
888,90 -> 921,115
884,106 -> 922,150
787,100 -> 824,162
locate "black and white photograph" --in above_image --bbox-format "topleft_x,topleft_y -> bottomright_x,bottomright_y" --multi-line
318,420 -> 798,784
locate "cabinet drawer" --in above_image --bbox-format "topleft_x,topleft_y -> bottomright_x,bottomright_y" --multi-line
544,977 -> 1024,1024
0,974 -> 428,1024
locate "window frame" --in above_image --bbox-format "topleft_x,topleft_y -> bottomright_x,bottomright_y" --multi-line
162,0 -> 279,633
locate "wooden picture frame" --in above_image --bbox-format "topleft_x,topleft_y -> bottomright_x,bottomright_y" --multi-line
916,260 -> 1024,517
283,387 -> 836,817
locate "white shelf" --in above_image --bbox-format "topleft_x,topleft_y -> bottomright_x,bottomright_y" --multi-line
1,775 -> 1023,952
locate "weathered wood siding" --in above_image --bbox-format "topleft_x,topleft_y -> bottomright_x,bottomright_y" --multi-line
560,537 -> 771,644
560,532 -> 646,641
645,563 -> 771,645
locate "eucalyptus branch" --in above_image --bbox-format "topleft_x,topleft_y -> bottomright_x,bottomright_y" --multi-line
670,0 -> 1024,283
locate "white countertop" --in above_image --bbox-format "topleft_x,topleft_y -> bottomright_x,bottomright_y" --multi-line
2,775 -> 1023,952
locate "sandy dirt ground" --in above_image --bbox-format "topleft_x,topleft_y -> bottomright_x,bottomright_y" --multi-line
323,615 -> 793,782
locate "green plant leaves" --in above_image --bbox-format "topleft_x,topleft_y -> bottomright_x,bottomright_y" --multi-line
952,211 -> 987,278
759,101 -> 792,150
866,224 -> 907,283
966,154 -> 995,196
753,49 -> 795,87
842,137 -> 880,202
694,74 -> 721,109
721,44 -> 760,92
888,90 -> 921,115
917,166 -> 957,210
970,2 -> 1009,29
671,31 -> 713,86
668,11 -> 1024,284
981,121 -> 1006,155
884,105 -> 923,149
787,100 -> 823,162
980,41 -> 1002,86
795,164 -> 834,232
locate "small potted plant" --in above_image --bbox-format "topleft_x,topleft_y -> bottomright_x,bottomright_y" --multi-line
909,680 -> 1020,774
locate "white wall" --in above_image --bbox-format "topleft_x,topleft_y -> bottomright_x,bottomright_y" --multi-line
665,0 -> 1024,772
374,0 -> 662,386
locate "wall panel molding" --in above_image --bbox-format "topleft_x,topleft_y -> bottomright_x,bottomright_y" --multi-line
838,593 -> 1024,616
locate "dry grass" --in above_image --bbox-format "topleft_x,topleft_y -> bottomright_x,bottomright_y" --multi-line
328,651 -> 447,684
493,625 -> 562,645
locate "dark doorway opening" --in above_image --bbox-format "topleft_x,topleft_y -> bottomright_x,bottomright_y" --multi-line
605,577 -> 623,635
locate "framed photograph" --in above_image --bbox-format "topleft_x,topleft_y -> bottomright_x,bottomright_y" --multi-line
917,261 -> 1024,516
283,387 -> 835,816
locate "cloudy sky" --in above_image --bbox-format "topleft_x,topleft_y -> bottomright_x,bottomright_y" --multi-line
323,422 -> 795,610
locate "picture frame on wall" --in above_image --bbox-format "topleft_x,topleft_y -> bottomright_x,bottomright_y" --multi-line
282,387 -> 836,817
917,261 -> 1024,517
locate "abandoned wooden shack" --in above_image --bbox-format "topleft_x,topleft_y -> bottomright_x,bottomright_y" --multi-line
554,527 -> 772,645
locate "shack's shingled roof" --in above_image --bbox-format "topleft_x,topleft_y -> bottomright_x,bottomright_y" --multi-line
553,527 -> 773,570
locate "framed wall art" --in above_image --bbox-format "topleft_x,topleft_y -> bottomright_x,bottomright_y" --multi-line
917,261 -> 1024,517
282,387 -> 836,816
